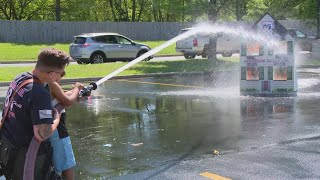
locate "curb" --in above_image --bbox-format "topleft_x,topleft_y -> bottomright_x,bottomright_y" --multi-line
0,61 -> 37,64
0,72 -> 204,87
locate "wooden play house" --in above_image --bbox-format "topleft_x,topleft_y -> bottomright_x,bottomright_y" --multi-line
240,13 -> 297,96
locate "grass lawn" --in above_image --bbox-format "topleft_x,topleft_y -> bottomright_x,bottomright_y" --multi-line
0,58 -> 238,83
0,41 -> 178,61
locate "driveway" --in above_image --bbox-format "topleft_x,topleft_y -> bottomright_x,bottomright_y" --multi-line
1,66 -> 319,179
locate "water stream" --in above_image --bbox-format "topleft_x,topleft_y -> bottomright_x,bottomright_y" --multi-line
95,23 -> 280,86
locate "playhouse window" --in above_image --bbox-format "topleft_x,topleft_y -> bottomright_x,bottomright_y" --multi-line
268,66 -> 292,80
246,66 -> 259,80
247,43 -> 260,56
274,41 -> 288,54
273,66 -> 287,80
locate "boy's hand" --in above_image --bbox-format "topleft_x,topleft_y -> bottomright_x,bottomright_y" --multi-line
73,82 -> 84,91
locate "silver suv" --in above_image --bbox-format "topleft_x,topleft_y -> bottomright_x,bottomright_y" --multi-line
69,32 -> 152,64
287,29 -> 315,52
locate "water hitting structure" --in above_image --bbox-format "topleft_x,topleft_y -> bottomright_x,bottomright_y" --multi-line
240,13 -> 298,96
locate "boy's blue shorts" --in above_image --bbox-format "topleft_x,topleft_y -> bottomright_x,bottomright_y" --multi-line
49,130 -> 76,172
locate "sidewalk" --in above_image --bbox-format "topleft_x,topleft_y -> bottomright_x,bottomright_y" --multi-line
0,54 -> 181,64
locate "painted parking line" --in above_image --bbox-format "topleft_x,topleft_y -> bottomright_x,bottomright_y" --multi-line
200,172 -> 231,180
115,79 -> 203,89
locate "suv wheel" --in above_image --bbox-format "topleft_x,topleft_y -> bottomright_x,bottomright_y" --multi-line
90,52 -> 106,64
221,52 -> 232,57
76,60 -> 83,64
184,54 -> 196,59
137,50 -> 149,61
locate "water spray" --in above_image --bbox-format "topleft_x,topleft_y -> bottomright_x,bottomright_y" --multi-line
66,23 -> 281,93
93,23 -> 280,87
68,28 -> 200,97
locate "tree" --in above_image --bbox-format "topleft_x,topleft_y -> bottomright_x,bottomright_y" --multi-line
0,0 -> 318,24
235,0 -> 248,21
207,0 -> 230,61
0,0 -> 48,20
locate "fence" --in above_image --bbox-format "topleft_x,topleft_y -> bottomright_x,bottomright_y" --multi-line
0,20 -> 317,43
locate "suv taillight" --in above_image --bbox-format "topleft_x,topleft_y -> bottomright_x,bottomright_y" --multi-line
80,43 -> 90,48
193,38 -> 198,47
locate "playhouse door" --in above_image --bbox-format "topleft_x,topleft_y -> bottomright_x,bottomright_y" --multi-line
261,81 -> 270,92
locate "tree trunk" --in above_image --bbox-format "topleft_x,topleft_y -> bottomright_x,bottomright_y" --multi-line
124,0 -> 129,21
208,0 -> 218,61
109,0 -> 118,21
132,0 -> 136,21
235,0 -> 247,21
0,1 -> 11,20
181,0 -> 185,21
137,0 -> 146,22
55,0 -> 61,21
317,0 -> 320,39
152,0 -> 157,21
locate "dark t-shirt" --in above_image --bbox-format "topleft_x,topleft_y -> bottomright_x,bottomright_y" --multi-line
1,72 -> 53,147
57,113 -> 69,139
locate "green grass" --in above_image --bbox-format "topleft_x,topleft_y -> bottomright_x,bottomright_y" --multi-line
0,43 -> 69,61
136,41 -> 178,56
0,41 -> 178,61
0,58 -> 237,82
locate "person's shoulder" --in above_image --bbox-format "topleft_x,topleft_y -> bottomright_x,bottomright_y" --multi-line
31,82 -> 50,96
12,72 -> 34,91
14,72 -> 33,82
32,82 -> 47,91
30,84 -> 51,103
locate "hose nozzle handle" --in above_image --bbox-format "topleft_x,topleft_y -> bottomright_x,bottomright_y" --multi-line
78,82 -> 97,98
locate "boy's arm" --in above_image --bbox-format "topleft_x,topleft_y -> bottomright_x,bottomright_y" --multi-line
49,82 -> 83,107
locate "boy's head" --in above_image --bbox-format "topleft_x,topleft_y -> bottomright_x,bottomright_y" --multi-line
36,48 -> 70,70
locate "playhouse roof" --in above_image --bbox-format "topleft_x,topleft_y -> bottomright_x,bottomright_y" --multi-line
252,12 -> 288,38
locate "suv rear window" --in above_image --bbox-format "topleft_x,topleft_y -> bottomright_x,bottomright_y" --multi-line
74,37 -> 86,44
179,29 -> 189,34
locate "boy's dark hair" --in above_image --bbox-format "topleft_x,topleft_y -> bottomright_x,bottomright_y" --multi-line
36,48 -> 71,70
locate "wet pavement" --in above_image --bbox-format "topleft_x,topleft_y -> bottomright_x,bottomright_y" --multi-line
1,67 -> 320,179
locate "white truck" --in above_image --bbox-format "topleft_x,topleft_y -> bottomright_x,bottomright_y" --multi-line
175,28 -> 240,59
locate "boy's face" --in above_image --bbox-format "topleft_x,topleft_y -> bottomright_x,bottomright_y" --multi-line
47,66 -> 66,83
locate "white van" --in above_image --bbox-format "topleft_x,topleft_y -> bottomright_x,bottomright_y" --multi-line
175,28 -> 240,59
